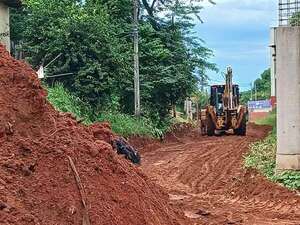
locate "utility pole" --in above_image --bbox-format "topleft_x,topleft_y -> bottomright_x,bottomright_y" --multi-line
254,82 -> 257,101
133,0 -> 140,116
250,82 -> 253,101
200,74 -> 205,92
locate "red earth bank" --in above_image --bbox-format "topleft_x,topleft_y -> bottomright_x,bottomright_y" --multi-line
0,45 -> 188,225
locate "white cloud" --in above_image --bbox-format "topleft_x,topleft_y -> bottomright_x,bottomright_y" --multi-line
200,0 -> 277,26
193,0 -> 277,88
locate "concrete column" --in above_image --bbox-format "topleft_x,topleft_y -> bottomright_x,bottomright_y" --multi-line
0,2 -> 10,52
276,26 -> 300,170
270,28 -> 277,101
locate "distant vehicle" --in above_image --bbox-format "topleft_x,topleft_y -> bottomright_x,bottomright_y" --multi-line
200,67 -> 247,136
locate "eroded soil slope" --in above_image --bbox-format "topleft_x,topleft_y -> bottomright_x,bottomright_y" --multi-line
0,45 -> 188,225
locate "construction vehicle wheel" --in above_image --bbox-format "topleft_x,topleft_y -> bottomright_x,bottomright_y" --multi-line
207,116 -> 215,136
234,114 -> 247,136
200,120 -> 207,135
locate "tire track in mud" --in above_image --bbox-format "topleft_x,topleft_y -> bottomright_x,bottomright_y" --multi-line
140,124 -> 300,225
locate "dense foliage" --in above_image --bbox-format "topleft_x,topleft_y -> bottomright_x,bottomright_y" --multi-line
97,112 -> 166,138
290,11 -> 300,26
10,0 -> 216,123
240,69 -> 271,104
47,83 -> 164,137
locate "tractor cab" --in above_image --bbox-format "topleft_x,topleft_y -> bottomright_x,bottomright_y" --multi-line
200,67 -> 247,136
210,84 -> 240,116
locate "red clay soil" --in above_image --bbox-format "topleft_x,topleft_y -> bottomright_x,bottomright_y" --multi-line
129,123 -> 195,154
0,45 -> 189,225
248,111 -> 270,122
139,124 -> 300,225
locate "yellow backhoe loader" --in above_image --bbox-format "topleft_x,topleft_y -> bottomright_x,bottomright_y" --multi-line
200,67 -> 247,136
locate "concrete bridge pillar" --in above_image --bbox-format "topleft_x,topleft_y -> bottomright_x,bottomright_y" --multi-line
270,28 -> 277,107
276,26 -> 300,170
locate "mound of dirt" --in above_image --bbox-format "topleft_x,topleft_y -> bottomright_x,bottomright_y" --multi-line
0,45 -> 188,225
164,123 -> 199,142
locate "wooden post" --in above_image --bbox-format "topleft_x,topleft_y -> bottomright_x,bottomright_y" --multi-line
254,83 -> 257,101
196,102 -> 199,123
133,0 -> 140,116
250,82 -> 253,101
172,104 -> 176,118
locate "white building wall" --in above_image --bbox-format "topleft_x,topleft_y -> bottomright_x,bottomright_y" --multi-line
270,28 -> 276,98
0,2 -> 10,51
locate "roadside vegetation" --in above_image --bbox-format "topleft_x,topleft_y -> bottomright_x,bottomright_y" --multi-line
244,111 -> 300,190
47,83 -> 168,138
47,83 -> 94,124
97,113 -> 168,138
11,0 -> 217,132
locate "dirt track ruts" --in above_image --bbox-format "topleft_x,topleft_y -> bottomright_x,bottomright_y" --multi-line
139,124 -> 300,225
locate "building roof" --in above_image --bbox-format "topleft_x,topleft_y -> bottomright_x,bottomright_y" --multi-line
0,0 -> 22,7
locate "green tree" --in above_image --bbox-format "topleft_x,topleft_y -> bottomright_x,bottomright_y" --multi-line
10,0 -> 216,124
240,69 -> 271,104
11,0 -> 132,109
139,0 -> 217,119
290,11 -> 300,26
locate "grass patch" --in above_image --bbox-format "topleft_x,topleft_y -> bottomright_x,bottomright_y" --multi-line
244,111 -> 300,190
97,113 -> 163,138
255,110 -> 276,133
245,134 -> 277,178
47,83 -> 167,138
47,83 -> 94,124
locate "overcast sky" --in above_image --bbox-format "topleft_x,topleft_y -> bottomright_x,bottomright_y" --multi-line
195,0 -> 277,90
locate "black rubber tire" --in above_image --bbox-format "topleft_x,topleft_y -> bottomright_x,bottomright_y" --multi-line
127,151 -> 141,165
234,114 -> 247,136
114,138 -> 141,164
207,116 -> 215,136
200,120 -> 207,136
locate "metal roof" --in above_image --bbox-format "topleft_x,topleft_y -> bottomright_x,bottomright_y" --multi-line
0,0 -> 22,7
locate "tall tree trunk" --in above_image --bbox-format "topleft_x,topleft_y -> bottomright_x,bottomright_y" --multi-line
172,104 -> 176,118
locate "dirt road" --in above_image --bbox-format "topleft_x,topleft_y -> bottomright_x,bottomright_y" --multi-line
139,124 -> 300,225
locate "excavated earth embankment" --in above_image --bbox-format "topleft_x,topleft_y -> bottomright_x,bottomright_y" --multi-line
0,45 -> 188,225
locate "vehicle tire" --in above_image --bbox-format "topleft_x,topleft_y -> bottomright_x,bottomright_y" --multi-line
114,137 -> 141,164
207,116 -> 215,136
234,114 -> 247,136
126,151 -> 141,165
200,120 -> 207,135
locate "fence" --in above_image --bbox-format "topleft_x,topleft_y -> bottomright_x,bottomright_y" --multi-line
279,0 -> 300,26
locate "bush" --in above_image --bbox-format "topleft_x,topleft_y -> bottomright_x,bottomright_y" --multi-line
47,83 -> 94,124
245,134 -> 277,178
97,113 -> 163,138
244,111 -> 300,190
275,172 -> 300,190
47,83 -> 168,138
